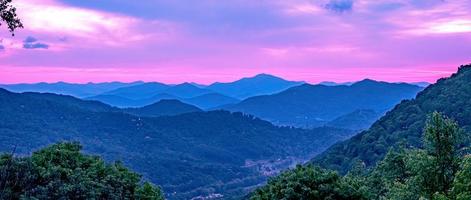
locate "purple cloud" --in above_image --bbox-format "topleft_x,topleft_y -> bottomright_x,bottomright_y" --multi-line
23,36 -> 49,49
23,36 -> 38,43
324,0 -> 354,12
23,43 -> 49,49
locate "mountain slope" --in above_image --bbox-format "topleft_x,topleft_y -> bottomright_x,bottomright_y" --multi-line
182,93 -> 240,109
125,99 -> 202,117
89,83 -> 214,107
224,80 -> 423,128
207,74 -> 303,99
85,94 -> 140,108
162,83 -> 212,98
102,82 -> 170,99
86,93 -> 180,108
0,89 -> 354,199
312,65 -> 471,174
326,109 -> 382,131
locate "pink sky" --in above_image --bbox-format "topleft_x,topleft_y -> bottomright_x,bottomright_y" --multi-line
0,0 -> 470,84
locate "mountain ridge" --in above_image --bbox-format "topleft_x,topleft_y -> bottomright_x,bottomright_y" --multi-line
0,88 -> 355,199
312,64 -> 471,174
223,80 -> 423,128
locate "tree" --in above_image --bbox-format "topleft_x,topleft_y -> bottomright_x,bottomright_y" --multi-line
0,142 -> 165,199
1,0 -> 23,35
251,112 -> 469,200
453,156 -> 471,200
250,165 -> 368,200
135,182 -> 165,200
423,112 -> 464,196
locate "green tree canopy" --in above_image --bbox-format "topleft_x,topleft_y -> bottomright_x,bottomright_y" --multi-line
0,142 -> 164,200
252,112 -> 471,200
250,165 -> 368,200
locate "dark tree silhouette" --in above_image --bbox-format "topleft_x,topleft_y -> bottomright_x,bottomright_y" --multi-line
0,0 -> 23,35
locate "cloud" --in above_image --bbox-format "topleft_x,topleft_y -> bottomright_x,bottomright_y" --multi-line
23,43 -> 49,49
13,0 -> 160,47
0,45 -> 4,50
23,36 -> 50,49
23,36 -> 38,43
324,0 -> 354,12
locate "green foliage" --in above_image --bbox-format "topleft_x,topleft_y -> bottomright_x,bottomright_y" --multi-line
453,156 -> 471,200
0,0 -> 23,35
255,112 -> 471,200
135,182 -> 165,200
313,65 -> 471,174
423,112 -> 463,195
0,142 -> 164,200
367,112 -> 467,199
251,165 -> 368,200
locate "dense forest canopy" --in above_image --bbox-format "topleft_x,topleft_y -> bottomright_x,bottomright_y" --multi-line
251,112 -> 471,200
0,142 -> 164,199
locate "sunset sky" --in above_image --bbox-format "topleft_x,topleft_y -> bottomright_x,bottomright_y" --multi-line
0,0 -> 470,84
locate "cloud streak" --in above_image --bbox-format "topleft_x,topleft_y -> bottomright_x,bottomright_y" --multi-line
22,36 -> 49,49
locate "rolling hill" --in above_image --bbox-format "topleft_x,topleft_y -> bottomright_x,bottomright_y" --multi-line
312,64 -> 471,174
161,82 -> 213,98
0,88 -> 355,199
182,93 -> 240,109
0,81 -> 143,98
101,82 -> 170,99
223,79 -> 423,128
326,109 -> 382,131
125,99 -> 202,117
207,74 -> 303,99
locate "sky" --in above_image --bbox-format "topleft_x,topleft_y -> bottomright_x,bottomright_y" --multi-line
0,0 -> 470,84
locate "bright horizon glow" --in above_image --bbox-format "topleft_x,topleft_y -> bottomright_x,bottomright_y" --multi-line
1,0 -> 470,84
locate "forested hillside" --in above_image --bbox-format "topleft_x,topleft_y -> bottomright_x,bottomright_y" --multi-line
313,65 -> 471,173
0,89 -> 354,199
251,112 -> 471,199
224,79 -> 422,128
124,99 -> 202,117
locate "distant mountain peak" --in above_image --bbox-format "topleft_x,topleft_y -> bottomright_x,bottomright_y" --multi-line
175,82 -> 199,88
126,98 -> 202,117
356,78 -> 379,84
251,73 -> 285,80
254,73 -> 277,78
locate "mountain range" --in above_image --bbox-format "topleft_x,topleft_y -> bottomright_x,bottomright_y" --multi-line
0,81 -> 144,98
1,66 -> 462,199
0,88 -> 354,199
206,73 -> 304,99
85,74 -> 303,108
312,64 -> 471,174
222,79 -> 423,128
1,75 -> 426,131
